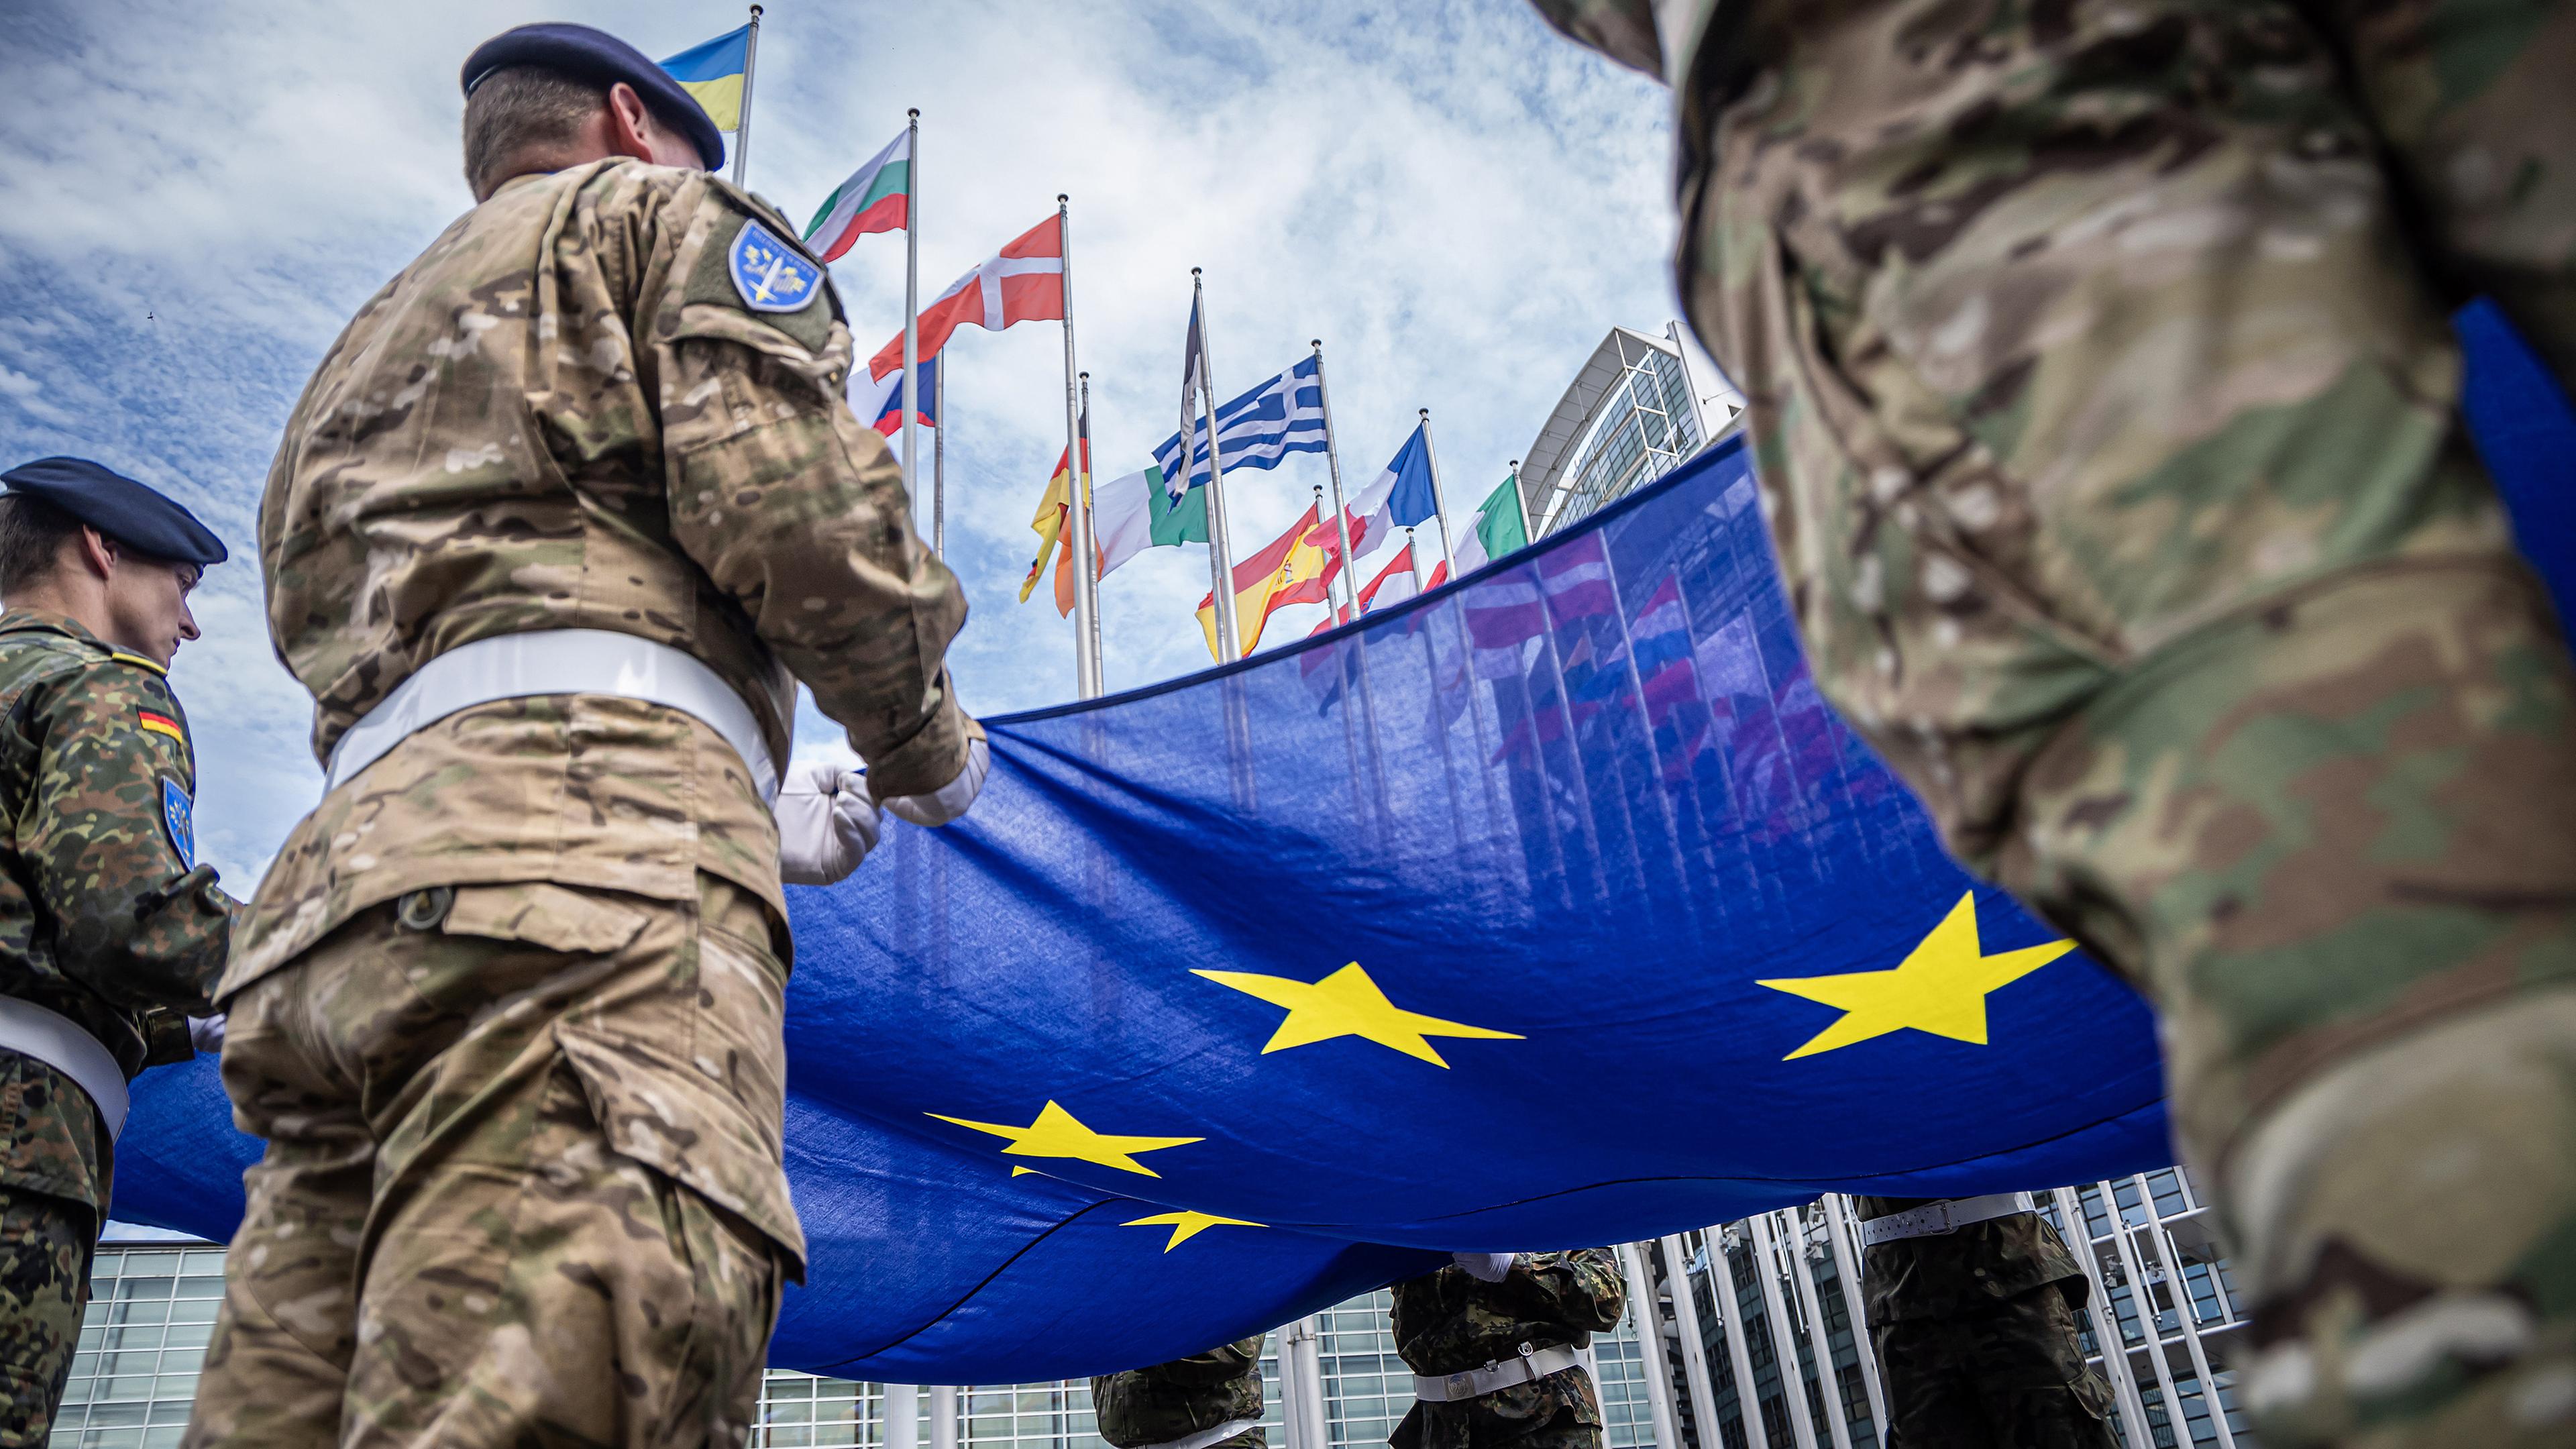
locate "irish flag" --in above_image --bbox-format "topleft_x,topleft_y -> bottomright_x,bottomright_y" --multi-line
805,129 -> 910,261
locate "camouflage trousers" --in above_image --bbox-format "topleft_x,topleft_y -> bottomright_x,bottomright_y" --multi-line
0,1183 -> 91,1446
1872,1281 -> 2115,1448
1389,1368 -> 1604,1449
1682,0 -> 2576,1444
183,874 -> 798,1448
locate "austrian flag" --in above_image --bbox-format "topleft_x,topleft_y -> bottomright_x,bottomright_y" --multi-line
868,214 -> 1065,380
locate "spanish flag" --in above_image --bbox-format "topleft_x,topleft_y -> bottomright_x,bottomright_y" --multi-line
659,25 -> 751,133
1197,502 -> 1338,660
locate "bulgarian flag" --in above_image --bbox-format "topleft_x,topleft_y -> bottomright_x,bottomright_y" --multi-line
869,213 -> 1064,380
804,129 -> 910,261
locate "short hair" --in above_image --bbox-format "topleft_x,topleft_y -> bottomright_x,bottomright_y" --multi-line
462,64 -> 610,201
0,493 -> 83,597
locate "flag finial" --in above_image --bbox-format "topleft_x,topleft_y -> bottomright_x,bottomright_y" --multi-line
1419,408 -> 1430,419
908,107 -> 920,119
1191,267 -> 1203,277
1311,338 -> 1323,350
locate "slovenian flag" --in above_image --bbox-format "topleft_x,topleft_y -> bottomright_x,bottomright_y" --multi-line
805,128 -> 911,260
659,26 -> 751,133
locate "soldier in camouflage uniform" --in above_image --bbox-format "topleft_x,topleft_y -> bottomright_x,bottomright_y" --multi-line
1389,1250 -> 1625,1449
0,456 -> 236,1444
1526,1 -> 2576,1442
1091,1337 -> 1267,1449
1851,1195 -> 2114,1447
182,23 -> 981,1448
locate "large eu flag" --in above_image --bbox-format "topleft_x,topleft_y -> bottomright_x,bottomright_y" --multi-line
105,308 -> 2576,1384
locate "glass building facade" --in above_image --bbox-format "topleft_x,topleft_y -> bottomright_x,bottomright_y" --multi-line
1523,330 -> 1711,539
64,1183 -> 2244,1449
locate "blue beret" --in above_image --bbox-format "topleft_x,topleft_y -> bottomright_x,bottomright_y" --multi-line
0,458 -> 227,568
462,23 -> 725,174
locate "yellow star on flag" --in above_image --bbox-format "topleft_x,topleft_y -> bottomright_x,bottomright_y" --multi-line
1755,893 -> 2075,1060
1122,1210 -> 1265,1251
1193,961 -> 1523,1067
927,1100 -> 1203,1177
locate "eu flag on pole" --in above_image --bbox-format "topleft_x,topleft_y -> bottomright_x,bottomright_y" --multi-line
659,25 -> 752,131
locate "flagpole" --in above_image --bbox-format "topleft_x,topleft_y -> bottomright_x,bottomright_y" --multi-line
1507,459 -> 1534,543
900,109 -> 921,529
1309,339 -> 1360,615
1417,408 -> 1458,581
932,358 -> 947,555
1193,268 -> 1242,661
729,6 -> 763,189
1079,370 -> 1106,680
1059,196 -> 1102,700
1405,528 -> 1425,591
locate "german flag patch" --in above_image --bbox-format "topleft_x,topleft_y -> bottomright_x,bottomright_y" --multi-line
136,710 -> 185,747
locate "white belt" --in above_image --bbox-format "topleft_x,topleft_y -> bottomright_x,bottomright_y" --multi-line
0,998 -> 129,1141
323,631 -> 782,802
1130,1417 -> 1261,1449
1413,1344 -> 1583,1403
1860,1193 -> 2036,1246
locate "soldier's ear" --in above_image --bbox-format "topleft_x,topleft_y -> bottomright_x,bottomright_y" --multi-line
75,526 -> 117,581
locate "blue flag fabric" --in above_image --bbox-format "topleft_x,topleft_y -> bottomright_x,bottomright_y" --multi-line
1154,355 -> 1328,495
1379,423 -> 1441,529
103,307 -> 2576,1384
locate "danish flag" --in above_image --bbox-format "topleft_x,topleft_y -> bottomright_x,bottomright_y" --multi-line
868,214 -> 1065,380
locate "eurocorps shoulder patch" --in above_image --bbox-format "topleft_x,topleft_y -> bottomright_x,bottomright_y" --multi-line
160,776 -> 194,867
728,219 -> 823,313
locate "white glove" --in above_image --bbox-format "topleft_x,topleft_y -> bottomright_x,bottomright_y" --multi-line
876,737 -> 989,828
775,759 -> 883,885
188,1014 -> 226,1055
1452,1251 -> 1517,1283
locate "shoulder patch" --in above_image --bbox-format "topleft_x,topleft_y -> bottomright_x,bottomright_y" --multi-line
136,708 -> 186,747
729,219 -> 825,314
684,209 -> 838,353
160,777 -> 194,867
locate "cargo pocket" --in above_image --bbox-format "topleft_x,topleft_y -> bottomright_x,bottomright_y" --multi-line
553,1022 -> 806,1281
394,881 -> 654,1018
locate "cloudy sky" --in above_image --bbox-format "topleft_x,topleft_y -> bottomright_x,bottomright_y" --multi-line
0,0 -> 1712,881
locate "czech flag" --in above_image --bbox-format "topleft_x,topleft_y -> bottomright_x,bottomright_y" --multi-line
851,357 -> 939,438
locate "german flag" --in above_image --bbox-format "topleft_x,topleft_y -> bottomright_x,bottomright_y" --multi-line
136,710 -> 184,747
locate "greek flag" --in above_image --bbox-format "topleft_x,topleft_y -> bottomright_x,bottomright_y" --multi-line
1155,355 -> 1329,500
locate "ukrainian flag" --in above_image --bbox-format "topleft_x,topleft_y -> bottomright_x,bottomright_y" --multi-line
659,24 -> 751,132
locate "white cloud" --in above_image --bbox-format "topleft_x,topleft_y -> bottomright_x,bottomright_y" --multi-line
0,0 -> 1680,875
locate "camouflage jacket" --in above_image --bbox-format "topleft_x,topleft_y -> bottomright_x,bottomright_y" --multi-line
1851,1196 -> 2087,1324
1389,1250 -> 1625,1449
1091,1336 -> 1266,1449
0,611 -> 237,1207
235,158 -> 971,996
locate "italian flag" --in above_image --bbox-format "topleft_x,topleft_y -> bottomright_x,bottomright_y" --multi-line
804,129 -> 910,262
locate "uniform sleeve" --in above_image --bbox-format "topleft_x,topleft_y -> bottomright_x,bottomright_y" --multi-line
643,182 -> 977,797
1143,1337 -> 1264,1387
18,667 -> 229,1017
1524,0 -> 1666,77
1493,1248 -> 1628,1334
